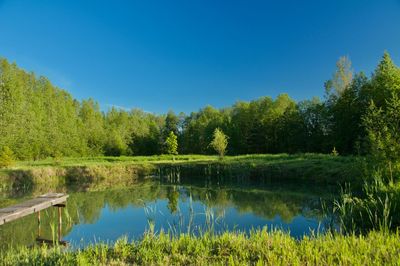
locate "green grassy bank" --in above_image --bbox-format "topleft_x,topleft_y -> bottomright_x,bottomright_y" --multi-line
0,154 -> 362,195
1,230 -> 399,265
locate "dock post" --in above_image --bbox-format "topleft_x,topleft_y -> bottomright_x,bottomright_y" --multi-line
37,210 -> 41,237
58,206 -> 62,241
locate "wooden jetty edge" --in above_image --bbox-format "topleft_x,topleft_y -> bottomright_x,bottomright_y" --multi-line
0,193 -> 68,226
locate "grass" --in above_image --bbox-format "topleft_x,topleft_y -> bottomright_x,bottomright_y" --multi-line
12,153 -> 356,168
13,154 -> 218,168
333,175 -> 400,233
1,229 -> 399,265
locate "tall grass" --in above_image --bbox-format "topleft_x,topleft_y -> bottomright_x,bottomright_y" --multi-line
333,171 -> 399,233
1,229 -> 399,265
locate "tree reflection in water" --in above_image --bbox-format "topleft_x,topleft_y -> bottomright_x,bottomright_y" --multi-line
0,178 -> 336,249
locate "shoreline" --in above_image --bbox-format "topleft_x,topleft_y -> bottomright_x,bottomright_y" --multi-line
0,154 -> 362,196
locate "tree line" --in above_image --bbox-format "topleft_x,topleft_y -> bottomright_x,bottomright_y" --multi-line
0,52 -> 399,160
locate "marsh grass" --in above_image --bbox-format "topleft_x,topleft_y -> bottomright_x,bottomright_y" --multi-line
333,176 -> 400,233
142,192 -> 228,239
1,229 -> 399,265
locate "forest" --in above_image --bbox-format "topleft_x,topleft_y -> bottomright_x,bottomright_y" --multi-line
0,52 -> 399,160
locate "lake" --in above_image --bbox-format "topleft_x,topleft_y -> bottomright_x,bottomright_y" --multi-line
0,177 -> 336,249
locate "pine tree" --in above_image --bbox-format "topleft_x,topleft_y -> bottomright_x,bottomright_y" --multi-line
370,51 -> 400,108
363,93 -> 400,180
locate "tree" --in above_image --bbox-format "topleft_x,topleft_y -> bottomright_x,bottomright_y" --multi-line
104,108 -> 133,156
128,109 -> 164,155
165,131 -> 178,157
325,56 -> 353,102
369,51 -> 400,109
182,106 -> 226,154
79,99 -> 106,155
363,93 -> 400,180
0,146 -> 15,168
210,128 -> 228,158
164,110 -> 179,136
330,73 -> 369,154
1,52 -> 400,159
297,98 -> 331,153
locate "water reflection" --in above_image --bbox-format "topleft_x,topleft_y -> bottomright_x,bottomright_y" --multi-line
0,179 -> 336,249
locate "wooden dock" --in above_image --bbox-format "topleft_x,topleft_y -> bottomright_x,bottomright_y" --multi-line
0,193 -> 68,225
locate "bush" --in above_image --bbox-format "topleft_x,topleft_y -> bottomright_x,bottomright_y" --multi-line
0,146 -> 15,168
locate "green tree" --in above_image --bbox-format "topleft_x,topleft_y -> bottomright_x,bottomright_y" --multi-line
323,56 -> 354,153
331,73 -> 369,154
357,52 -> 400,157
79,99 -> 106,155
104,108 -> 132,156
128,109 -> 164,155
0,146 -> 15,168
165,131 -> 178,156
104,129 -> 127,156
363,94 -> 400,180
369,51 -> 400,108
210,128 -> 228,158
164,110 -> 179,136
182,106 -> 226,154
297,98 -> 330,152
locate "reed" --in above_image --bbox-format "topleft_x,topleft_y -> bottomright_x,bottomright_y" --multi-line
1,229 -> 399,265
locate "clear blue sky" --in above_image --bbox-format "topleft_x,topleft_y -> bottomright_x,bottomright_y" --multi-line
0,1 -> 399,114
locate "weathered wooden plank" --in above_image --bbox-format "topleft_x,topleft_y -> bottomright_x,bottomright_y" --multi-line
39,193 -> 65,198
0,193 -> 68,225
16,198 -> 50,207
0,206 -> 26,213
3,208 -> 36,223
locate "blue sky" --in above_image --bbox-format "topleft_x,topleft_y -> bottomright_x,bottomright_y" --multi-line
0,1 -> 399,114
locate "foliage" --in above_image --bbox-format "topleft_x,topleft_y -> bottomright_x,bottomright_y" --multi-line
325,56 -> 353,99
331,147 -> 339,156
333,75 -> 400,233
0,52 -> 399,159
363,94 -> 400,179
333,176 -> 400,234
165,131 -> 178,155
1,230 -> 399,265
0,146 -> 15,168
210,128 -> 228,158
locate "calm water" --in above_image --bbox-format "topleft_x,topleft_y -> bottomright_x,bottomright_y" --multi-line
0,178 -> 336,249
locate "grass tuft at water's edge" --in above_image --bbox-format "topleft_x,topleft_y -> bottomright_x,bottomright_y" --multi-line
1,229 -> 399,265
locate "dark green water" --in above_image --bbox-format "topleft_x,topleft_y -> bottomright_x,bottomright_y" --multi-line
0,177 -> 337,249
